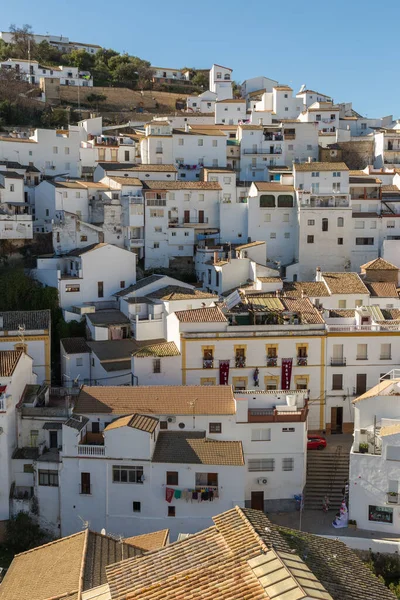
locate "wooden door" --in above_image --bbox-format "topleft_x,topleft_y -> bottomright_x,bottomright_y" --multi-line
356,374 -> 367,395
331,407 -> 343,434
184,210 -> 190,223
198,210 -> 204,223
251,491 -> 264,511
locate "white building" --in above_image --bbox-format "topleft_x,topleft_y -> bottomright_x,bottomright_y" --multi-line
0,171 -> 33,239
0,58 -> 93,86
187,90 -> 217,114
0,31 -> 101,54
34,243 -> 136,322
349,377 -> 400,534
209,64 -> 233,101
215,99 -> 247,125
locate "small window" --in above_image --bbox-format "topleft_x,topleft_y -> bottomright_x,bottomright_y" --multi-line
178,422 -> 185,429
338,299 -> 347,309
76,357 -> 83,367
251,429 -> 271,442
311,171 -> 319,177
153,359 -> 161,373
282,427 -> 295,433
277,195 -> 293,207
213,140 -> 218,147
332,374 -> 343,390
133,501 -> 141,512
248,458 -> 274,471
198,139 -> 203,146
23,464 -> 34,473
260,195 -> 275,208
168,506 -> 176,517
284,232 -> 290,239
322,218 -> 328,232
120,281 -> 125,288
38,470 -> 59,486
282,458 -> 294,471
160,421 -> 168,430
184,232 -> 189,237
338,238 -> 343,245
209,423 -> 222,433
368,505 -> 393,523
283,213 -> 289,222
97,281 -> 104,298
308,219 -> 315,226
80,235 -> 87,242
307,235 -> 314,244
166,471 -> 179,485
270,232 -> 276,239
154,242 -> 160,249
9,184 -> 14,192
337,217 -> 344,227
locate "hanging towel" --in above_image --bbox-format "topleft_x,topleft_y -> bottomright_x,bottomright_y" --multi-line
192,491 -> 198,500
174,489 -> 182,499
165,487 -> 174,503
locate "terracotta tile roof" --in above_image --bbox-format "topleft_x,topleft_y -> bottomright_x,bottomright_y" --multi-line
86,310 -> 130,326
366,282 -> 399,298
105,413 -> 159,433
273,85 -> 293,91
143,180 -> 221,190
257,277 -> 282,283
349,176 -> 381,184
74,385 -> 236,415
132,341 -> 180,357
216,98 -> 246,103
114,275 -> 165,296
235,241 -> 265,250
124,529 -> 169,552
0,309 -> 50,331
380,424 -> 400,437
294,162 -> 349,172
361,257 -> 398,271
328,309 -> 356,318
322,272 -> 369,294
0,529 -> 142,600
98,162 -> 177,172
148,285 -> 217,300
253,182 -> 294,192
61,337 -> 90,354
0,350 -> 23,377
152,431 -> 244,465
172,127 -> 227,137
108,176 -> 142,186
382,184 -> 400,192
67,242 -> 108,257
175,306 -> 227,323
382,308 -> 400,320
282,297 -> 325,324
283,281 -> 330,298
353,379 -> 394,403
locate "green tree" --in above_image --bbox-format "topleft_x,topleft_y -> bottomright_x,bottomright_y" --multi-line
191,71 -> 208,88
9,23 -> 36,59
61,49 -> 94,71
34,40 -> 63,65
5,512 -> 51,554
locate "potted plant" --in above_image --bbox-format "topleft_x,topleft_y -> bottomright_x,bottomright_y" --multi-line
348,519 -> 357,530
359,442 -> 369,454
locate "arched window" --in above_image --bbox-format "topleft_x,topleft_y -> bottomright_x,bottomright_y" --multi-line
277,194 -> 294,207
337,217 -> 344,227
322,218 -> 328,232
259,195 -> 275,208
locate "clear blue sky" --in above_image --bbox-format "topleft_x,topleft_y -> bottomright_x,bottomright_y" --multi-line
2,0 -> 398,118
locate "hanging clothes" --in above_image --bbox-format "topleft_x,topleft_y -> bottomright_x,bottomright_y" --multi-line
174,489 -> 182,499
165,487 -> 174,503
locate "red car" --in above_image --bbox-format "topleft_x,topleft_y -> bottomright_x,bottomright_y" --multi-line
307,434 -> 327,450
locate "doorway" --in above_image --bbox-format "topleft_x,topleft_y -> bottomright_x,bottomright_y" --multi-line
251,491 -> 264,511
330,406 -> 343,434
356,374 -> 367,395
49,431 -> 58,448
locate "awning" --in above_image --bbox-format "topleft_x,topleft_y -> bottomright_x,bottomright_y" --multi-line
43,422 -> 63,430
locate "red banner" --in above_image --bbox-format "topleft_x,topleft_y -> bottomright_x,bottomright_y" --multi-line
219,361 -> 230,385
281,358 -> 293,390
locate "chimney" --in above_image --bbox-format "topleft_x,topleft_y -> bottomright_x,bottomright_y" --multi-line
308,156 -> 312,163
316,267 -> 322,281
184,122 -> 190,133
213,251 -> 218,264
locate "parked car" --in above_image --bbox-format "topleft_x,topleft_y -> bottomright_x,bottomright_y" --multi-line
307,434 -> 327,450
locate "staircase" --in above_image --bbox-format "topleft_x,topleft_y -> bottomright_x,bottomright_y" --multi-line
304,446 -> 350,510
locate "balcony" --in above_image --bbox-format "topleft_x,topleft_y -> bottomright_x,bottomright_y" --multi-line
248,407 -> 308,423
327,323 -> 400,332
235,356 -> 246,368
266,356 -> 278,367
264,134 -> 283,141
331,357 -> 347,366
387,492 -> 399,504
203,358 -> 214,369
243,148 -> 283,155
126,238 -> 145,248
170,217 -> 209,227
297,356 -> 308,366
78,444 -> 105,456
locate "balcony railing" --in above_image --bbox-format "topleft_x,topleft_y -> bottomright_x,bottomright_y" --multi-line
387,492 -> 399,504
297,356 -> 308,367
79,484 -> 92,495
235,356 -> 246,368
331,357 -> 347,366
248,407 -> 308,423
243,148 -> 282,155
0,397 -> 5,411
78,445 -> 105,456
266,356 -> 278,367
327,323 -> 400,332
202,358 -> 214,369
356,355 -> 368,361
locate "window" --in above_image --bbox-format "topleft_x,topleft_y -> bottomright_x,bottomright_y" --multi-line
311,172 -> 319,177
307,235 -> 314,244
53,146 -> 58,154
160,421 -> 168,430
282,458 -> 294,471
338,299 -> 346,309
315,115 -> 321,121
209,423 -> 222,433
311,183 -> 319,194
277,195 -> 294,207
283,213 -> 289,222
248,458 -> 274,471
381,343 -> 391,360
322,218 -> 328,232
168,506 -> 176,517
357,344 -> 368,360
178,245 -> 184,250
65,146 -> 70,155
354,221 -> 365,229
76,357 -> 83,367
332,374 -> 343,390
80,472 -> 91,494
308,219 -> 315,226
184,232 -> 189,237
213,140 -> 218,147
65,284 -> 80,292
264,214 -> 271,222
307,145 -> 312,150
282,427 -> 295,433
39,470 -> 59,486
356,237 -> 374,245
171,232 -> 176,237
368,505 -> 393,524
260,195 -> 275,208
154,226 -> 162,233
112,465 -> 144,483
387,220 -> 395,229
332,182 -> 341,192
288,144 -> 294,151
153,242 -> 160,249
198,139 -> 203,146
195,472 -> 218,486
251,429 -> 271,441
284,232 -> 290,239
153,358 -> 161,373
132,501 -> 141,512
76,191 -> 81,198
370,221 -> 377,229
270,232 -> 276,239
97,282 -> 104,298
199,193 -> 204,202
333,171 -> 341,177
23,464 -> 34,473
338,238 -> 343,245
166,471 -> 179,485
337,217 -> 344,227
178,138 -> 184,146
150,209 -> 164,218
361,122 -> 367,130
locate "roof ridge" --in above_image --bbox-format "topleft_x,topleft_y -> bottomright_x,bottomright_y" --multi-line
233,506 -> 270,554
78,528 -> 89,600
14,530 -> 86,557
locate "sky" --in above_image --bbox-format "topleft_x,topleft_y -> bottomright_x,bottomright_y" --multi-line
2,0 -> 399,118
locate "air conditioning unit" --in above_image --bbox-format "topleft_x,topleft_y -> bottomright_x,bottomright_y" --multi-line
257,477 -> 268,485
167,416 -> 176,423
